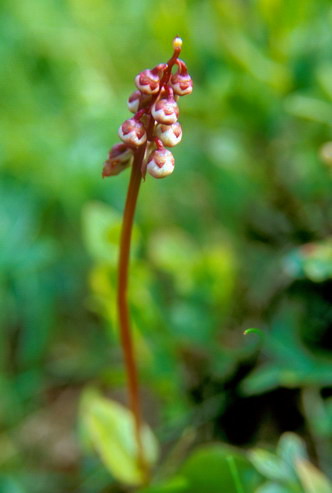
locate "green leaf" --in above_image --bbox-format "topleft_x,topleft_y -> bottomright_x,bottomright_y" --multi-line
138,476 -> 188,493
296,459 -> 332,493
80,388 -> 159,486
256,483 -> 290,493
82,201 -> 139,265
284,239 -> 332,282
277,433 -> 308,468
180,445 -> 260,493
249,449 -> 291,482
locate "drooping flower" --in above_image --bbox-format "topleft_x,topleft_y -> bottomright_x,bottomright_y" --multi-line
102,143 -> 133,177
118,118 -> 147,147
155,122 -> 182,147
146,148 -> 175,179
151,93 -> 179,125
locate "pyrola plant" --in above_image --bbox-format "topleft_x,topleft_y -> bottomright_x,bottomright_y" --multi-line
102,37 -> 192,477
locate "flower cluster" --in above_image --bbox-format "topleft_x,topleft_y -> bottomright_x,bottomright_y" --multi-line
102,37 -> 192,179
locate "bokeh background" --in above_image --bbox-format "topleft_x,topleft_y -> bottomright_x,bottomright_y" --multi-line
1,0 -> 332,491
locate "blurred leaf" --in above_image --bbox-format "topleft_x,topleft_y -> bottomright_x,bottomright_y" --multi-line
284,95 -> 332,124
138,476 -> 188,493
256,484 -> 290,493
241,303 -> 332,395
240,366 -> 281,395
180,445 -> 260,493
148,228 -> 197,294
296,459 -> 332,493
284,239 -> 332,282
0,477 -> 27,493
276,433 -> 308,467
80,388 -> 159,486
249,449 -> 291,482
82,201 -> 139,265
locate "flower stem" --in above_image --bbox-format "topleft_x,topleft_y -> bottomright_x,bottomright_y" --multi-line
117,145 -> 147,477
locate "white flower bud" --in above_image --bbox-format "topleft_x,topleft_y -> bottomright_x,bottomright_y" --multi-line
127,90 -> 152,113
170,72 -> 193,96
151,97 -> 179,124
135,65 -> 166,95
146,148 -> 175,179
127,90 -> 141,113
118,118 -> 147,147
155,122 -> 182,147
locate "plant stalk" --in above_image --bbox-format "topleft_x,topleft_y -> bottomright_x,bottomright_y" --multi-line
117,145 -> 147,476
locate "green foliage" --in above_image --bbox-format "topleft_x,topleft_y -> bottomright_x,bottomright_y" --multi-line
249,433 -> 332,493
138,433 -> 331,493
2,0 -> 332,490
80,388 -> 159,486
139,444 -> 260,493
179,445 -> 259,493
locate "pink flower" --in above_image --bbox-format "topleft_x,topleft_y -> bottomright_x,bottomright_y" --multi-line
102,143 -> 133,177
146,148 -> 175,179
155,122 -> 182,147
151,96 -> 179,125
170,71 -> 193,96
118,118 -> 147,147
135,64 -> 166,95
127,90 -> 152,113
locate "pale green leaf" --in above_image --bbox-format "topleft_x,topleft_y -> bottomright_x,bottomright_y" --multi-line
80,389 -> 159,486
277,433 -> 308,468
296,459 -> 332,493
249,449 -> 291,482
256,483 -> 290,493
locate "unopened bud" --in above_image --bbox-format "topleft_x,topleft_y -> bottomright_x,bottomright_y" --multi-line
170,71 -> 193,96
118,118 -> 147,147
135,65 -> 166,95
146,148 -> 175,179
127,90 -> 152,113
172,36 -> 183,52
102,143 -> 133,177
155,122 -> 182,147
151,96 -> 179,124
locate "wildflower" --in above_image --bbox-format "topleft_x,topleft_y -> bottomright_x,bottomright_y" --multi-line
102,143 -> 133,177
118,117 -> 147,147
102,36 -> 192,179
146,148 -> 175,179
155,122 -> 182,147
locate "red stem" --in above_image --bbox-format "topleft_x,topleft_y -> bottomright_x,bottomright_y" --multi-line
116,38 -> 182,479
117,144 -> 147,476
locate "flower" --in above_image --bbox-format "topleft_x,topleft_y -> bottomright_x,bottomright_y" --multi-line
102,143 -> 133,177
118,118 -> 147,147
155,122 -> 182,147
170,70 -> 193,96
127,90 -> 151,113
135,64 -> 166,95
146,148 -> 175,179
151,95 -> 179,125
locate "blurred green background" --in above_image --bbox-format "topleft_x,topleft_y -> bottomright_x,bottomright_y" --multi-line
1,0 -> 332,491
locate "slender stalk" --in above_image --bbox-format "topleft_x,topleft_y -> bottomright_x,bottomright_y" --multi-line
226,456 -> 245,493
117,144 -> 147,475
